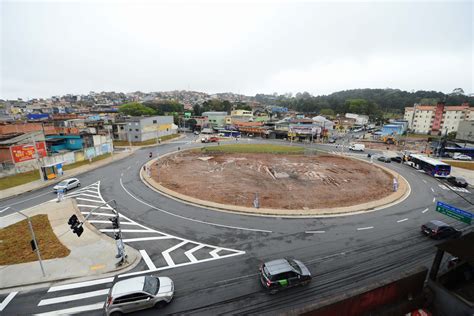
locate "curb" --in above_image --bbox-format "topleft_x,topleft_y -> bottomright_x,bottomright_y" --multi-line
140,147 -> 411,218
0,199 -> 142,293
113,134 -> 185,149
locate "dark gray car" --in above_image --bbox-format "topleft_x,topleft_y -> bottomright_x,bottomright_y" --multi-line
259,258 -> 311,294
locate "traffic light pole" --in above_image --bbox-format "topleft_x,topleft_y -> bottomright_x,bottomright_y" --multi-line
18,211 -> 46,277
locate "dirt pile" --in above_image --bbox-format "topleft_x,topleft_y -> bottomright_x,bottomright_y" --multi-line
151,152 -> 393,209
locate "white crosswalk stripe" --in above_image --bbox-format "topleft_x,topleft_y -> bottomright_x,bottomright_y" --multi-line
68,181 -> 245,276
438,184 -> 470,193
38,289 -> 109,306
34,302 -> 105,316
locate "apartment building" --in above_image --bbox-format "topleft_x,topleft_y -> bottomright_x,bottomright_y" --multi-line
114,116 -> 174,142
404,102 -> 473,135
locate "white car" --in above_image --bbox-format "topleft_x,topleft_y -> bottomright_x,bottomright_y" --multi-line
105,276 -> 174,315
453,153 -> 472,161
53,178 -> 81,192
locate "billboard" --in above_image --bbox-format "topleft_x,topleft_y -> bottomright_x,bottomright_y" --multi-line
10,142 -> 47,163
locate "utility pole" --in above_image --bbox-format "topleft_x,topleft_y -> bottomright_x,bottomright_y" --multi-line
108,125 -> 114,159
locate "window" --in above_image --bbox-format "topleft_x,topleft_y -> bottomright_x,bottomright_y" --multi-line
120,126 -> 124,130
135,136 -> 138,139
113,293 -> 150,305
153,120 -> 157,124
135,129 -> 139,132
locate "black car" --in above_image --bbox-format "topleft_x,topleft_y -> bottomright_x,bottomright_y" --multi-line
259,258 -> 311,294
390,156 -> 402,163
377,156 -> 391,163
421,220 -> 462,240
447,176 -> 468,188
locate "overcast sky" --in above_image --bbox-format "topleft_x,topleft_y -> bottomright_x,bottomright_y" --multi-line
1,0 -> 472,99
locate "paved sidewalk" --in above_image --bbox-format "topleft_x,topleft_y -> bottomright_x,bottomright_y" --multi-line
0,150 -> 133,200
450,166 -> 474,185
0,199 -> 140,293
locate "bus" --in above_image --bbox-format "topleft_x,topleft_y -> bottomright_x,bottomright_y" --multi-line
408,154 -> 451,177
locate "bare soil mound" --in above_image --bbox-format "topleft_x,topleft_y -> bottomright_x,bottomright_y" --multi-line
151,152 -> 393,209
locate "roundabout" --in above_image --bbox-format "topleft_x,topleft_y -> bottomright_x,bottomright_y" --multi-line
143,144 -> 410,216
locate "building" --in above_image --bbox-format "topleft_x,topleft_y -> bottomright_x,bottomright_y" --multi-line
312,116 -> 335,130
456,121 -> 474,142
230,110 -> 253,122
404,102 -> 473,135
202,111 -> 228,129
345,113 -> 369,125
114,116 -> 174,142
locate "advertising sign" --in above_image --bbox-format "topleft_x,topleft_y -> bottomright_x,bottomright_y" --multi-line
436,201 -> 472,224
10,142 -> 47,163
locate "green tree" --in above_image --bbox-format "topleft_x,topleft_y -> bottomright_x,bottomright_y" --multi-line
193,104 -> 202,116
119,102 -> 156,116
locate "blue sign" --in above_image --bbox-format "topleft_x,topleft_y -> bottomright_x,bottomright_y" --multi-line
436,201 -> 472,224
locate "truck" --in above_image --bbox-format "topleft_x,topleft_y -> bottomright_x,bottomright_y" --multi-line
349,143 -> 365,151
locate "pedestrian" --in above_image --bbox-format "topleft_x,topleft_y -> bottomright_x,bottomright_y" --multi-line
149,152 -> 152,158
143,165 -> 146,172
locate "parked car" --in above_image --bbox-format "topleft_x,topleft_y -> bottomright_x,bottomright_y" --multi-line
446,176 -> 468,188
105,275 -> 174,316
390,156 -> 403,163
377,156 -> 391,163
421,220 -> 462,240
453,153 -> 472,161
193,131 -> 199,135
209,137 -> 219,142
201,137 -> 209,143
259,258 -> 311,294
53,178 -> 80,192
327,138 -> 336,143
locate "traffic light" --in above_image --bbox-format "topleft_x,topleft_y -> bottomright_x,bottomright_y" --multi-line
68,214 -> 83,237
109,215 -> 119,229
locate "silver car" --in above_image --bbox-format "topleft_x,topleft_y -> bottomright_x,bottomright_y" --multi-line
53,178 -> 81,192
105,276 -> 174,315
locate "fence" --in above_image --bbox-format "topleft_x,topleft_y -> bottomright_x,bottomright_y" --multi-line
0,141 -> 113,178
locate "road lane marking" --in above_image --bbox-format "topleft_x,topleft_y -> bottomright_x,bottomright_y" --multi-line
0,292 -> 18,312
88,220 -> 136,225
123,236 -> 172,243
162,241 -> 188,267
48,277 -> 114,292
422,208 -> 429,213
397,218 -> 408,223
305,230 -> 326,234
210,247 -> 223,258
431,187 -> 435,193
422,179 -> 427,184
81,212 -> 116,217
357,226 -> 374,231
100,229 -> 153,233
433,197 -> 436,203
38,289 -> 109,306
0,207 -> 10,213
184,244 -> 206,263
119,178 -> 272,233
34,302 -> 105,315
75,197 -> 104,203
140,250 -> 157,270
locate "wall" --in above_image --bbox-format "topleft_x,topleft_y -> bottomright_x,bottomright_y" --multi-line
456,121 -> 474,142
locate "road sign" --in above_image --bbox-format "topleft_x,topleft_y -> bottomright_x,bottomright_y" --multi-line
436,201 -> 472,224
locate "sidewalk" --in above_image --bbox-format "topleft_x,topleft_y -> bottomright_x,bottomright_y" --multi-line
450,166 -> 474,185
0,150 -> 133,200
0,199 -> 140,293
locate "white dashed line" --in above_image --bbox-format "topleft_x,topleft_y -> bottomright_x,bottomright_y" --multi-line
0,207 -> 10,213
357,226 -> 374,231
397,218 -> 408,223
431,187 -> 435,193
422,179 -> 427,184
433,197 -> 436,203
422,208 -> 429,213
305,230 -> 326,234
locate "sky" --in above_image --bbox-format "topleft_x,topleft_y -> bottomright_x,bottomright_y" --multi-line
1,0 -> 472,100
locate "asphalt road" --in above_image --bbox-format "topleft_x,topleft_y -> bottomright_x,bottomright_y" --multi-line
1,134 -> 473,315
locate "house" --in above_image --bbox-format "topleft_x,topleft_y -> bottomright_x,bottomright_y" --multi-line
113,116 -> 174,142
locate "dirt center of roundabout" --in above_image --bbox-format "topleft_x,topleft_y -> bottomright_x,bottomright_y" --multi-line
150,148 -> 396,211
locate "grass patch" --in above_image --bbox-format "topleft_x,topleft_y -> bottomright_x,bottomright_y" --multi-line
63,153 -> 112,171
405,133 -> 430,139
0,169 -> 41,190
113,133 -> 180,146
0,214 -> 70,265
200,144 -> 305,154
443,160 -> 474,170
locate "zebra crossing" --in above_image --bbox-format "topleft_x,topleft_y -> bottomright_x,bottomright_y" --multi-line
33,277 -> 114,315
438,183 -> 470,193
63,181 -> 245,277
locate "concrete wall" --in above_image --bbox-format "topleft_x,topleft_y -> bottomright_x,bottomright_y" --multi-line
456,121 -> 474,142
